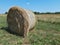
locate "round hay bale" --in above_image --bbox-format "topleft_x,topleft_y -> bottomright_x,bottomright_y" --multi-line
7,6 -> 36,37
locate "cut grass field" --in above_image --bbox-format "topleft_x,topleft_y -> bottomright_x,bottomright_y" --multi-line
0,14 -> 60,45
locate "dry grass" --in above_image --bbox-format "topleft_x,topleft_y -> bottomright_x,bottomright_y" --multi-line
0,14 -> 7,16
36,14 -> 60,23
0,14 -> 60,45
7,6 -> 36,37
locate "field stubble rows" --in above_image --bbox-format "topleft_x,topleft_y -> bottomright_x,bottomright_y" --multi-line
0,14 -> 60,45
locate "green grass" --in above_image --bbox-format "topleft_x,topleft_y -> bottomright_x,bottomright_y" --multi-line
0,14 -> 60,45
36,20 -> 60,31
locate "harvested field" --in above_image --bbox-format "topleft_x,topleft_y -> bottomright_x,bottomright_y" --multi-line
0,14 -> 60,45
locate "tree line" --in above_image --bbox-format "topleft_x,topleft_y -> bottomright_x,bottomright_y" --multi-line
5,11 -> 60,14
33,12 -> 60,14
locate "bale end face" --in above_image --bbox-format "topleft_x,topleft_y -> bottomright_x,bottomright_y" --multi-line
7,6 -> 36,37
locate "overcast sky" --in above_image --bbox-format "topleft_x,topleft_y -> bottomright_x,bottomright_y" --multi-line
0,0 -> 60,14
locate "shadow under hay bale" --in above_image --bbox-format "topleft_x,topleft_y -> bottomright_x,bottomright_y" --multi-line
7,6 -> 36,37
0,27 -> 24,37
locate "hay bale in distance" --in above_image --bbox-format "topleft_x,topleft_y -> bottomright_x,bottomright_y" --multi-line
7,6 -> 36,37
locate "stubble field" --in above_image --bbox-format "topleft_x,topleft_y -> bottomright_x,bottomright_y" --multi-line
0,14 -> 60,45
